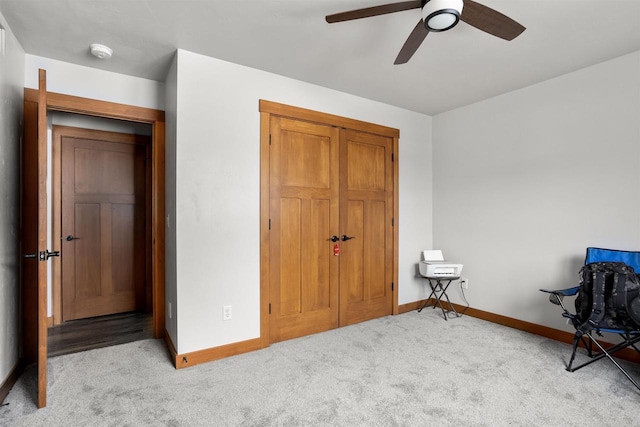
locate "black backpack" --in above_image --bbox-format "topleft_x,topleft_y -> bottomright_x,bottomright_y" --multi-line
575,262 -> 640,332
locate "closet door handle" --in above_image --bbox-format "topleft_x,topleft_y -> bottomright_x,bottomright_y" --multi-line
341,235 -> 355,241
330,235 -> 339,242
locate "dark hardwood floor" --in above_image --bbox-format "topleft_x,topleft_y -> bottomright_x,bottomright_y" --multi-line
48,311 -> 153,358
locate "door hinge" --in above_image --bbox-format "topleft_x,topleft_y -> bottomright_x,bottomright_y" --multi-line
391,153 -> 394,162
392,282 -> 395,292
392,218 -> 394,226
269,134 -> 272,145
269,303 -> 272,314
269,219 -> 271,230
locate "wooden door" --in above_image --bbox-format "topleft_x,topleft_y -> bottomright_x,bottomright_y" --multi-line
21,69 -> 49,408
269,117 -> 340,342
261,100 -> 398,346
339,129 -> 394,325
61,130 -> 147,321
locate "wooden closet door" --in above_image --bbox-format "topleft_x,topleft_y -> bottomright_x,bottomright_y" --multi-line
339,129 -> 394,326
269,116 -> 340,342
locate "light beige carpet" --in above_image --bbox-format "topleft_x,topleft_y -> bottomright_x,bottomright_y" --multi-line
2,310 -> 639,426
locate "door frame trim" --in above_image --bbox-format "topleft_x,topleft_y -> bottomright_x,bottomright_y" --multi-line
258,99 -> 399,347
24,88 -> 166,338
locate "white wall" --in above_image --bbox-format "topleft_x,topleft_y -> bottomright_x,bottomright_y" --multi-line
164,55 -> 178,345
172,49 -> 432,354
432,51 -> 640,332
0,11 -> 25,390
25,55 -> 165,110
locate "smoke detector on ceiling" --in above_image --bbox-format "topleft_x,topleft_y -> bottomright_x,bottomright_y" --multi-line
90,43 -> 113,59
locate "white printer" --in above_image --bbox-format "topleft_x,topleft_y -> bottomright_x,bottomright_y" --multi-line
418,250 -> 463,278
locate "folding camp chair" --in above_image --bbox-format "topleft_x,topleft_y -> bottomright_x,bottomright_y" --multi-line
540,247 -> 640,391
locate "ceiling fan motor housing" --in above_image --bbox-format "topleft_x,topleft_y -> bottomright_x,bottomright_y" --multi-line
422,0 -> 464,32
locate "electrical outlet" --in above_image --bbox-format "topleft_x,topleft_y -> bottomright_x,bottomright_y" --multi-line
223,305 -> 232,321
460,278 -> 469,289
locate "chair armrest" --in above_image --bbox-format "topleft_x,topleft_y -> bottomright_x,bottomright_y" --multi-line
539,286 -> 580,297
541,286 -> 580,308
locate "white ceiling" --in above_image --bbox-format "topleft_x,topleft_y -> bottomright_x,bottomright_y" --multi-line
1,0 -> 639,116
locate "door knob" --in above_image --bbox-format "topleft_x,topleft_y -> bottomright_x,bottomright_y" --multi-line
65,235 -> 78,241
341,235 -> 355,241
330,235 -> 339,242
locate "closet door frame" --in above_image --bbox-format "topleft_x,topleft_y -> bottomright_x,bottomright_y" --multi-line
259,100 -> 399,347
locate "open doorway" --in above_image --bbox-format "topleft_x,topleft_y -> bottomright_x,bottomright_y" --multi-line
22,83 -> 165,406
48,114 -> 154,356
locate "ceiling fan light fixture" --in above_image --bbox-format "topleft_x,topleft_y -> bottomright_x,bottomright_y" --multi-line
422,0 -> 463,32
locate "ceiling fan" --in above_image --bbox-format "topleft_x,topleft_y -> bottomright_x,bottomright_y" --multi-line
326,0 -> 525,64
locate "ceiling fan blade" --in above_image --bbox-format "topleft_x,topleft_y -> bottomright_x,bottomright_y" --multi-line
394,20 -> 429,64
460,0 -> 525,41
326,0 -> 422,23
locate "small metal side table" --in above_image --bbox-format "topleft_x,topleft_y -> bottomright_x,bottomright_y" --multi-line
417,276 -> 460,320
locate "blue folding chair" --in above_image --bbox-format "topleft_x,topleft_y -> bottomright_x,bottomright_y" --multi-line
540,247 -> 640,391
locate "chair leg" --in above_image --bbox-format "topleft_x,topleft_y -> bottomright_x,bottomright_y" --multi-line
623,334 -> 640,355
567,331 -> 640,392
567,331 -> 582,372
584,334 -> 593,357
586,332 -> 640,392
